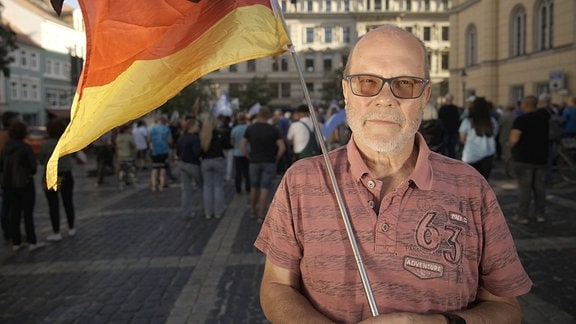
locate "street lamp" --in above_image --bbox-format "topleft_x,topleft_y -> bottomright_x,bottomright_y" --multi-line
461,68 -> 467,108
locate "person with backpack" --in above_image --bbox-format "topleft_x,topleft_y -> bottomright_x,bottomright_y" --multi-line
537,93 -> 563,183
286,104 -> 321,162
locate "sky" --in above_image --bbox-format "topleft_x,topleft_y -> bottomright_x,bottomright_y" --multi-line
64,0 -> 80,9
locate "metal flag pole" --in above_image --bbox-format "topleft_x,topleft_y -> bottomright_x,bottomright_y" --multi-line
270,0 -> 379,316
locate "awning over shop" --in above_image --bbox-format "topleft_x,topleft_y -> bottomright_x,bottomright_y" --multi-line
47,109 -> 71,119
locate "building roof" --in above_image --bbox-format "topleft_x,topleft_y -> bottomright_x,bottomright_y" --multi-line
1,17 -> 41,48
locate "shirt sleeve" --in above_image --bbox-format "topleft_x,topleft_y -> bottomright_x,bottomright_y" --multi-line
254,173 -> 303,271
478,184 -> 532,297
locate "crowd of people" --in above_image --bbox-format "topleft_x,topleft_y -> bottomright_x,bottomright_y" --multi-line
419,90 -> 576,224
2,23 -> 575,322
0,113 -> 75,251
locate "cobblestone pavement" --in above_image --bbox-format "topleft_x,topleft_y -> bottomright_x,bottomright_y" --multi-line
0,159 -> 575,323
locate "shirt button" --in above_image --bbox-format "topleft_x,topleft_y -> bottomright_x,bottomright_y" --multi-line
368,200 -> 375,209
380,223 -> 389,232
367,180 -> 376,188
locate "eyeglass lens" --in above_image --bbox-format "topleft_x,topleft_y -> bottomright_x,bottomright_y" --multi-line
348,75 -> 427,99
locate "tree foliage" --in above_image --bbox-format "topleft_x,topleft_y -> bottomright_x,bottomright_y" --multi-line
229,76 -> 270,111
158,78 -> 211,116
0,19 -> 18,77
320,67 -> 345,104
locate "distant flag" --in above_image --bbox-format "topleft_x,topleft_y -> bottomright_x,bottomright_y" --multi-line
213,92 -> 232,117
46,0 -> 291,189
50,0 -> 64,15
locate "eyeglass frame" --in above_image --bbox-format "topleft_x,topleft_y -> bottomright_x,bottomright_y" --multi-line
343,74 -> 430,99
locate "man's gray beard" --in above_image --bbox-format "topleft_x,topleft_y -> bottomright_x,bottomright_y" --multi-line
352,115 -> 422,153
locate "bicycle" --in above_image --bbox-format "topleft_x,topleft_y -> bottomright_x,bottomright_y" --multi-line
555,137 -> 576,183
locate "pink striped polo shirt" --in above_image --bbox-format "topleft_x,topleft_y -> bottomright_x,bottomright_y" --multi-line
255,134 -> 532,323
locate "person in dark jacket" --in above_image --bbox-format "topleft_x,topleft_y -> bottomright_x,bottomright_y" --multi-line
0,121 -> 43,251
199,114 -> 231,219
39,118 -> 76,242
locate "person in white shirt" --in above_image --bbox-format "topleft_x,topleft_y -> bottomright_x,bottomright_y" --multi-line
286,104 -> 319,162
132,120 -> 149,170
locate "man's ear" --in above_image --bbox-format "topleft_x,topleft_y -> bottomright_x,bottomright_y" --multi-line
342,79 -> 349,108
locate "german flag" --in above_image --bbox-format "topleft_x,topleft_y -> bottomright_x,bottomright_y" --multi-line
46,0 -> 290,189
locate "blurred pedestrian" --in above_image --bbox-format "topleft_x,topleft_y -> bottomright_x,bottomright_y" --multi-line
418,102 -> 444,153
176,118 -> 202,218
132,120 -> 149,170
200,114 -> 230,219
93,131 -> 114,187
230,112 -> 250,194
561,96 -> 576,137
438,93 -> 460,158
0,121 -> 44,251
115,124 -> 137,189
510,95 -> 548,224
459,97 -> 498,179
287,104 -> 321,162
241,106 -> 285,222
498,102 -> 518,162
0,111 -> 20,243
39,118 -> 76,242
272,109 -> 291,173
148,116 -> 173,191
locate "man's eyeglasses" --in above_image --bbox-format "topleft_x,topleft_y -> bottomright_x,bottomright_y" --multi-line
344,74 -> 429,99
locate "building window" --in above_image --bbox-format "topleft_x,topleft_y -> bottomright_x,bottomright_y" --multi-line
325,27 -> 333,43
405,26 -> 413,34
325,0 -> 331,12
305,56 -> 315,72
46,87 -> 72,108
45,59 -> 52,75
30,52 -> 39,70
466,25 -> 477,66
306,27 -> 314,43
536,0 -> 553,51
281,82 -> 291,98
307,0 -> 313,12
323,55 -> 333,72
343,26 -> 350,43
424,0 -> 430,10
423,27 -> 431,41
247,60 -> 256,72
441,0 -> 449,10
441,52 -> 449,70
344,0 -> 349,11
306,82 -> 314,95
272,57 -> 279,72
281,58 -> 289,71
510,85 -> 524,105
406,0 -> 412,11
29,80 -> 40,101
441,26 -> 449,41
535,82 -> 549,97
20,50 -> 27,67
10,79 -> 19,100
375,0 -> 382,10
511,6 -> 526,57
269,83 -> 279,98
229,64 -> 237,72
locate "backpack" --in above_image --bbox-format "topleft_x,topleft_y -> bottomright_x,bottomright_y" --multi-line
545,106 -> 563,141
293,121 -> 321,161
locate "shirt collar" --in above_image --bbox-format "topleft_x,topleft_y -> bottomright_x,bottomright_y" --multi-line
346,133 -> 434,190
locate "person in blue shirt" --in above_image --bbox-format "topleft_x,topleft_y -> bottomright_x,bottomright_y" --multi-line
148,116 -> 173,191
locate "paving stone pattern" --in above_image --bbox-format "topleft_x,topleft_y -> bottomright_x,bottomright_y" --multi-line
0,159 -> 575,323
